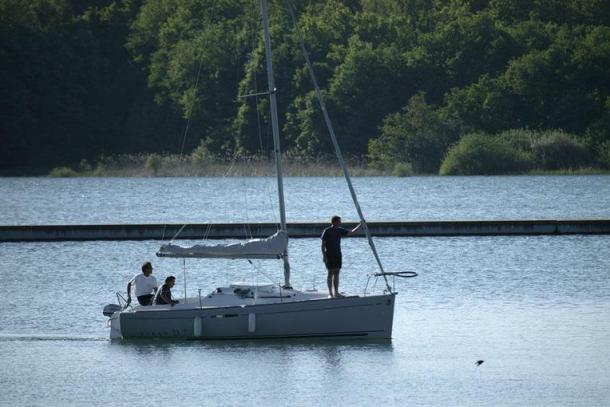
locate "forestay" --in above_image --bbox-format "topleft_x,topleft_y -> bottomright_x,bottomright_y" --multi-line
156,230 -> 287,260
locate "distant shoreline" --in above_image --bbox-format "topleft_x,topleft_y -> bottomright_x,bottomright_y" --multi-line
1,153 -> 608,178
1,167 -> 608,178
44,165 -> 610,178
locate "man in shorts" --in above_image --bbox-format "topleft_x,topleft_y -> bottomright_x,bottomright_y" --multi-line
321,215 -> 361,298
127,261 -> 158,306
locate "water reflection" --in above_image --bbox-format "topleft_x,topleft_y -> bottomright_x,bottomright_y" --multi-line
0,333 -> 106,342
113,337 -> 394,353
2,233 -> 609,405
3,176 -> 609,224
111,338 -> 394,374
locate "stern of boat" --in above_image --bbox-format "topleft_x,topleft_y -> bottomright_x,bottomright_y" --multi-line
109,311 -> 122,339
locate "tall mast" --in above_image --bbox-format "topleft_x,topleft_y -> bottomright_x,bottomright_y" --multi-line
261,0 -> 291,288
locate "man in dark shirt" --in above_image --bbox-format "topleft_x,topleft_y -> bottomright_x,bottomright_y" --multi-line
156,276 -> 179,306
321,215 -> 361,298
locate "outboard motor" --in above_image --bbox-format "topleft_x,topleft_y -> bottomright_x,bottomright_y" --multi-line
103,303 -> 122,317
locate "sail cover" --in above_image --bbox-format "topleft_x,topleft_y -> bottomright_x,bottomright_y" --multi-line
156,231 -> 287,259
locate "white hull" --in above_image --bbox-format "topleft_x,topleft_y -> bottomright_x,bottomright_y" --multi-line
113,293 -> 395,340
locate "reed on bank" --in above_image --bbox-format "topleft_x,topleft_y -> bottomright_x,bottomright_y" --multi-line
47,152 -> 609,178
48,154 -> 387,177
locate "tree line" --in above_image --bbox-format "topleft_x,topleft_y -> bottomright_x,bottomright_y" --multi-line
2,0 -> 609,175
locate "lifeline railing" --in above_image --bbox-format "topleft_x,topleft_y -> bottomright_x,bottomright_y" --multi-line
364,271 -> 418,296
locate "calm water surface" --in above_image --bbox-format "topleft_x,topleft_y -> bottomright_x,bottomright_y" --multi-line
1,235 -> 609,406
1,175 -> 609,224
1,176 -> 609,406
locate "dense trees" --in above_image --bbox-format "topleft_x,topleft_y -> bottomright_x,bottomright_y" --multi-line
1,0 -> 609,174
1,0 -> 184,172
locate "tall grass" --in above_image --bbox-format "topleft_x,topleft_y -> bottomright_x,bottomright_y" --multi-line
49,154 -> 386,177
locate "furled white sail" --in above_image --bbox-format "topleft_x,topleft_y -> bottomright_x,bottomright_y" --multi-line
156,230 -> 287,259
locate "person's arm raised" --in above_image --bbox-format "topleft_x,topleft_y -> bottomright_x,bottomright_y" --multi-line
348,222 -> 362,236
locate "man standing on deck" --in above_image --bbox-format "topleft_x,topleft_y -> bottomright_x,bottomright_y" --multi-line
321,215 -> 362,298
127,261 -> 158,306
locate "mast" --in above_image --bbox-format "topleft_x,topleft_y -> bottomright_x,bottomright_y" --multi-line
261,0 -> 291,288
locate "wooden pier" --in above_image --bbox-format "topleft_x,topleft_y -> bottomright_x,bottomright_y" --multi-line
0,220 -> 609,242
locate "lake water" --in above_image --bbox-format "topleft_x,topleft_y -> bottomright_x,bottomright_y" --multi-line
1,176 -> 609,406
1,175 -> 609,224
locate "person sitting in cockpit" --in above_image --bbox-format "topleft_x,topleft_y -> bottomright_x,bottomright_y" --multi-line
156,276 -> 179,306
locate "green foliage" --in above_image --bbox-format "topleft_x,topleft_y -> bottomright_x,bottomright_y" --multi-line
1,0 -> 183,171
446,23 -> 610,136
369,93 -> 462,173
584,98 -> 610,152
78,159 -> 92,172
495,128 -> 536,151
531,130 -> 591,170
440,129 -> 594,175
2,0 -> 610,174
439,133 -> 534,175
144,153 -> 162,174
598,141 -> 610,169
392,162 -> 413,177
49,166 -> 78,177
191,141 -> 223,165
498,128 -> 593,170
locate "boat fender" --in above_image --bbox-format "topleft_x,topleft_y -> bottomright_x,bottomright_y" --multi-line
248,313 -> 256,333
103,303 -> 122,317
193,316 -> 202,337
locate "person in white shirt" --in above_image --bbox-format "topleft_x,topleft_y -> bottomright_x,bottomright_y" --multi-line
127,261 -> 158,306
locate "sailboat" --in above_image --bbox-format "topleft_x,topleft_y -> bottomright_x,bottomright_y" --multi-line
104,0 -> 412,340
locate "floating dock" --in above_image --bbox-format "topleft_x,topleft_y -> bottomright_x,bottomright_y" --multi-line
1,220 -> 609,242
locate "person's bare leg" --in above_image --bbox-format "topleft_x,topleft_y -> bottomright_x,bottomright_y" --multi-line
333,269 -> 341,297
327,269 -> 334,297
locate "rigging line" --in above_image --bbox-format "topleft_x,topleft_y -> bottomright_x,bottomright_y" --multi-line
284,0 -> 391,292
259,77 -> 279,228
179,54 -> 205,158
202,223 -> 212,241
223,151 -> 238,177
251,20 -> 266,155
168,52 -> 204,242
259,125 -> 280,228
254,73 -> 265,155
170,223 -> 188,243
214,152 -> 239,238
247,259 -> 283,286
199,222 -> 210,241
249,24 -> 277,224
183,259 -> 187,303
258,97 -> 278,226
240,165 -> 254,240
